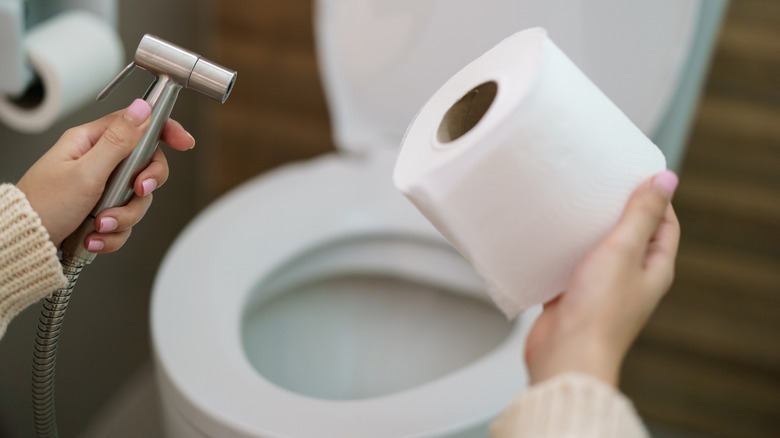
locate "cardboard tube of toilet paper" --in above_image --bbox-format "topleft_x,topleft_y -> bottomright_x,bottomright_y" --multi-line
0,11 -> 123,133
393,28 -> 666,318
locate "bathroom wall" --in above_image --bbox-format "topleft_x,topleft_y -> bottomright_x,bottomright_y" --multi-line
208,1 -> 780,437
0,1 -> 211,436
202,0 -> 334,199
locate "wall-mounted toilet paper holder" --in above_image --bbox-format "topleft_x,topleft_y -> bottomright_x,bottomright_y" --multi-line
0,0 -> 121,133
0,0 -> 116,97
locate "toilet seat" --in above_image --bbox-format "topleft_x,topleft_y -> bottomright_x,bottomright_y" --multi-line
154,2 -> 707,435
152,149 -> 540,437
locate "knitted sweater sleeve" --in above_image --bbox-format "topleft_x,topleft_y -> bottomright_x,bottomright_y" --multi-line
490,373 -> 649,438
0,183 -> 67,339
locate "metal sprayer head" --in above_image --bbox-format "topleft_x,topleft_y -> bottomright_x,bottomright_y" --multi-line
98,34 -> 237,103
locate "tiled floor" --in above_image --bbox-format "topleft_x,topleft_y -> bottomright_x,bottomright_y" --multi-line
81,362 -> 165,438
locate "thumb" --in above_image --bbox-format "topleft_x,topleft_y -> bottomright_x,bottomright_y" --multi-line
609,170 -> 679,259
83,99 -> 151,181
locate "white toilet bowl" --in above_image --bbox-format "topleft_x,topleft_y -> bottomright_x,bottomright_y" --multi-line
153,149 -> 539,437
151,1 -> 714,436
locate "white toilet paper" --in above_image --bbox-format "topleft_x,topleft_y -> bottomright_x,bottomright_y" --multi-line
394,28 -> 666,318
0,11 -> 123,133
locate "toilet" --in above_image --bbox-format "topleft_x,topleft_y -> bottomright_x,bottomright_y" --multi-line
151,1 -> 718,437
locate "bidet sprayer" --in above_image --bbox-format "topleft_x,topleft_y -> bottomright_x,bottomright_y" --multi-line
60,34 -> 237,262
33,35 -> 236,438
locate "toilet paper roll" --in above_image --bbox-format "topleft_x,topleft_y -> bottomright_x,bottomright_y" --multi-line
393,28 -> 666,318
0,11 -> 123,133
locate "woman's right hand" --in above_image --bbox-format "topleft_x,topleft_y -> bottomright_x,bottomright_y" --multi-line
17,99 -> 195,253
524,170 -> 681,386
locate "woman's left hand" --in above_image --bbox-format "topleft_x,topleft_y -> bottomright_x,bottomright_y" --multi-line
524,171 -> 681,387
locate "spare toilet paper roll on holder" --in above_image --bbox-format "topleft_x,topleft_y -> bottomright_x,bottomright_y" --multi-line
0,2 -> 122,133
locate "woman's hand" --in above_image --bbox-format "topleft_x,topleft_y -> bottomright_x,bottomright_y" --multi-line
525,170 -> 681,386
17,99 -> 195,253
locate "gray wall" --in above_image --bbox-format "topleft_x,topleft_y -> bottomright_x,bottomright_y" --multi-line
0,1 -> 210,436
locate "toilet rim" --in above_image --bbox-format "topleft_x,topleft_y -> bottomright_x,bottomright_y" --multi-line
156,306 -> 537,438
152,154 -> 540,437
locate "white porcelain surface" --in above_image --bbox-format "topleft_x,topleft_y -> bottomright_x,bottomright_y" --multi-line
152,149 -> 540,437
242,273 -> 513,401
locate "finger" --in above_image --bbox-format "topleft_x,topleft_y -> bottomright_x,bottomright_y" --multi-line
543,295 -> 562,311
67,111 -> 192,151
94,194 -> 153,233
607,170 -> 679,260
54,111 -> 122,158
84,229 -> 132,254
161,118 -> 195,151
644,205 -> 681,290
61,110 -> 120,144
134,148 -> 168,196
82,99 -> 152,181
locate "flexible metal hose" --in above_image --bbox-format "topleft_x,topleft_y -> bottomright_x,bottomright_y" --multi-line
32,257 -> 85,438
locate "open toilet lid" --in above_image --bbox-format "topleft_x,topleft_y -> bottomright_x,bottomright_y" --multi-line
315,0 -> 700,153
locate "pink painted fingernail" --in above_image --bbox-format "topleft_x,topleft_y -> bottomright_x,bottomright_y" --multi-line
99,217 -> 118,232
653,170 -> 679,200
87,240 -> 104,252
141,179 -> 157,196
124,99 -> 151,125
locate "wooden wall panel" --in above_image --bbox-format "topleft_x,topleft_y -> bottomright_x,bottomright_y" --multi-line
212,1 -> 780,436
622,2 -> 780,435
207,0 -> 333,197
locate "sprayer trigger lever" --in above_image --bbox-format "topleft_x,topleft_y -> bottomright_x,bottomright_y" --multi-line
97,61 -> 138,101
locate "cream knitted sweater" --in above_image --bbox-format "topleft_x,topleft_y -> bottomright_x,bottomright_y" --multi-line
491,373 -> 649,437
0,183 -> 648,437
0,183 -> 67,338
